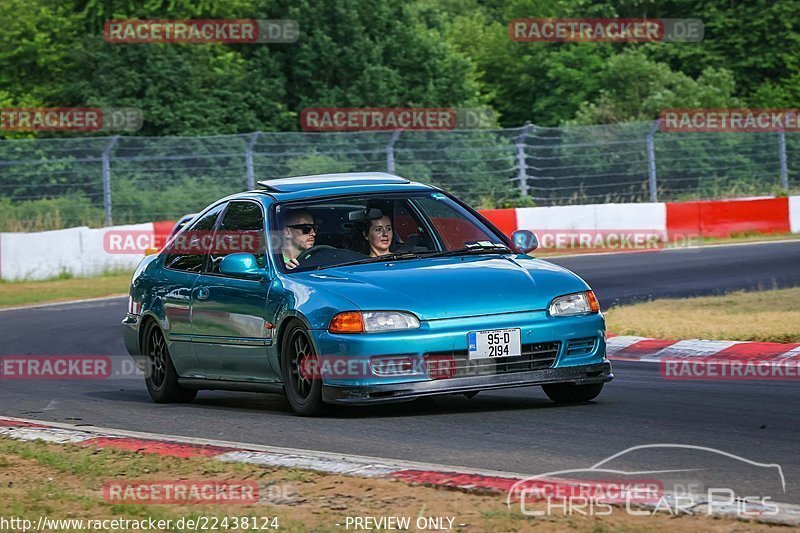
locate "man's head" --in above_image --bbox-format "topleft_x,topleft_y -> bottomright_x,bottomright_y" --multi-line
281,208 -> 317,254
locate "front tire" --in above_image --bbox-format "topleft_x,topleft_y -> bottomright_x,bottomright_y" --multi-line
542,383 -> 603,403
143,321 -> 197,403
281,322 -> 329,416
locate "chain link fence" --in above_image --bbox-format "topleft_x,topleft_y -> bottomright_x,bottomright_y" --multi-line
1,122 -> 798,230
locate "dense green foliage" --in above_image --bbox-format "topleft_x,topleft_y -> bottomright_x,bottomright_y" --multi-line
3,0 -> 798,134
2,0 -> 799,228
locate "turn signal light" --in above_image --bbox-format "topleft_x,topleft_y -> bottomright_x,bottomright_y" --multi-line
586,290 -> 600,312
329,311 -> 364,334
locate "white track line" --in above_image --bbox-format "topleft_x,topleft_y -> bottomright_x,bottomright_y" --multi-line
0,294 -> 127,313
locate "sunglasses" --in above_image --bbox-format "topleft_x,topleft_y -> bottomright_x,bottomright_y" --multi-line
287,223 -> 319,234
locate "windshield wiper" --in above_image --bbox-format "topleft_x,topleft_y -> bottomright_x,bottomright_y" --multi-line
320,251 -> 421,269
422,243 -> 512,259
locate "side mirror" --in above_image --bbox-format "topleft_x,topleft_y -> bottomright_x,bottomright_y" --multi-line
512,230 -> 538,253
219,253 -> 267,280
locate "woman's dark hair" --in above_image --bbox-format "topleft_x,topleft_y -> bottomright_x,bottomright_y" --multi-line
347,208 -> 392,255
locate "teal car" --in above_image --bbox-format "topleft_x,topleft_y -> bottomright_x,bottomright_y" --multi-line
123,173 -> 612,416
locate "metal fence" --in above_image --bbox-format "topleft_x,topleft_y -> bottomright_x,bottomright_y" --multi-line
0,122 -> 798,230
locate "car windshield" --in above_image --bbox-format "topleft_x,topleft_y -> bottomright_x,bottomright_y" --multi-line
274,191 -> 508,273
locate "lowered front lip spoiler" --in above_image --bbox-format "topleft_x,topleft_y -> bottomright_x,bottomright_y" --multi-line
322,362 -> 613,405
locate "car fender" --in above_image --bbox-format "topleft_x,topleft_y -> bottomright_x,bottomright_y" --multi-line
271,278 -> 360,374
277,276 -> 361,330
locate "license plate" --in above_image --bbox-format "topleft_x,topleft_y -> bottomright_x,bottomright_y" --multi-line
467,328 -> 521,360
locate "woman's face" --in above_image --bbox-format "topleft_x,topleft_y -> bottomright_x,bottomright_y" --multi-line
366,216 -> 393,256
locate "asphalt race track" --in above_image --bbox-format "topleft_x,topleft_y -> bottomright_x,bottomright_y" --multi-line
1,240 -> 799,502
552,239 -> 800,306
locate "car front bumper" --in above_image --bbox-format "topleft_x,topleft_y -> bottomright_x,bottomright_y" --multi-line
322,361 -> 613,405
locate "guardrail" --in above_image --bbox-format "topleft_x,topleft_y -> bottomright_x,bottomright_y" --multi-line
1,196 -> 798,281
2,122 -> 799,230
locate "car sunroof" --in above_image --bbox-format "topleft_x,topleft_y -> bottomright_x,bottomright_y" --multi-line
258,174 -> 410,192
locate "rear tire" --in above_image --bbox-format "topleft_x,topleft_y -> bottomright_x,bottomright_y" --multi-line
542,383 -> 603,403
281,322 -> 329,416
143,320 -> 197,403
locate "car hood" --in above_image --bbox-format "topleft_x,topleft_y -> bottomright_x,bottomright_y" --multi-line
293,255 -> 589,320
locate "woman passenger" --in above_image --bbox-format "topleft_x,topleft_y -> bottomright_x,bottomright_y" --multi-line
364,215 -> 393,257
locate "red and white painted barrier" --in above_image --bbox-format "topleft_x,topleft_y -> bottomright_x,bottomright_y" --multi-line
1,195 -> 798,280
480,195 -> 800,242
0,222 -> 158,281
665,197 -> 791,239
790,196 -> 800,234
0,220 -> 177,281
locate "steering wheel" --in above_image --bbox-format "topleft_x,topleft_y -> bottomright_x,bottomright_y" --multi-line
296,245 -> 337,263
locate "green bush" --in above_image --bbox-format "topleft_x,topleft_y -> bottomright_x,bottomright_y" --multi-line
0,194 -> 104,231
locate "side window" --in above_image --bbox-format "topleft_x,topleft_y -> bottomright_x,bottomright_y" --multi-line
394,200 -> 434,250
207,201 -> 265,275
164,204 -> 225,273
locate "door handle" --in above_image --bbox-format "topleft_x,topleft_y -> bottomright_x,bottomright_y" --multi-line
196,287 -> 210,300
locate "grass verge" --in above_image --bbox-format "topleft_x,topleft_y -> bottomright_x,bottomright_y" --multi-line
0,437 -> 781,532
605,288 -> 800,343
0,272 -> 132,308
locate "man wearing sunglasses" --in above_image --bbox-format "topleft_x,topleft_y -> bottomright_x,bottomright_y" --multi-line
280,208 -> 319,269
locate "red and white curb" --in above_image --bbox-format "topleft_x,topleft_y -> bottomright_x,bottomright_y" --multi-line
0,416 -> 798,525
607,335 -> 800,363
0,416 -> 524,481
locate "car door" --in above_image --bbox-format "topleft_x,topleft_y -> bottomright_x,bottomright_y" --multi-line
160,204 -> 225,378
190,200 -> 279,383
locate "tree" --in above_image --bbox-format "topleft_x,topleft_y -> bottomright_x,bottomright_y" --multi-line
571,50 -> 739,124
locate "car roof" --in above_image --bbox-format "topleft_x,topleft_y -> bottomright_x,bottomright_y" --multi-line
254,172 -> 434,200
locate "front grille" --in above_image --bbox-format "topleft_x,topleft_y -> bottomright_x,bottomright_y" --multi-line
566,337 -> 597,356
424,342 -> 560,379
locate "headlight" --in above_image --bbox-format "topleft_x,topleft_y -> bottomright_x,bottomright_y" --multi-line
549,291 -> 600,316
329,311 -> 420,333
363,311 -> 420,332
